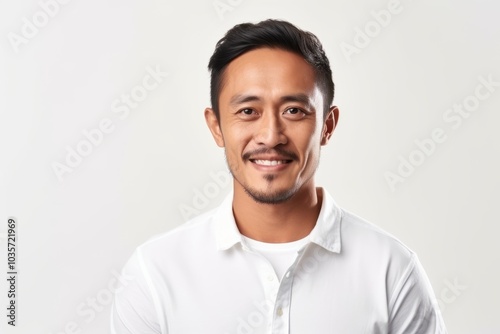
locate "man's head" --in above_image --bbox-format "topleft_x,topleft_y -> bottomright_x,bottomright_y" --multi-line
205,19 -> 339,204
208,19 -> 335,122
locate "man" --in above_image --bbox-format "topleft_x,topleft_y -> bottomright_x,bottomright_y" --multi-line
111,19 -> 447,333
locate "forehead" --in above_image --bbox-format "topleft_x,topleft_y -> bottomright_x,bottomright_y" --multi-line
219,48 -> 320,104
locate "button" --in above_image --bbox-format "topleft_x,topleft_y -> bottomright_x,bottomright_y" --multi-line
267,275 -> 274,281
285,271 -> 291,278
277,307 -> 283,316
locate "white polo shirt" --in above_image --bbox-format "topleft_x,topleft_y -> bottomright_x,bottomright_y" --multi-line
111,188 -> 447,334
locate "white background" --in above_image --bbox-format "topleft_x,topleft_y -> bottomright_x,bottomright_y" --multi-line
1,0 -> 499,333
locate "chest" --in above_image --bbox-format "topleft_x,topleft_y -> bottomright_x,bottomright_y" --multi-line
157,246 -> 390,333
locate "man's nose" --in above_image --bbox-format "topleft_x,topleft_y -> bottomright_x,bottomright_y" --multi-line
254,112 -> 287,147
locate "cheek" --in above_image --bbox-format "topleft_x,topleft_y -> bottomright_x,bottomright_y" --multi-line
304,145 -> 321,164
297,126 -> 322,153
222,129 -> 249,172
227,125 -> 252,150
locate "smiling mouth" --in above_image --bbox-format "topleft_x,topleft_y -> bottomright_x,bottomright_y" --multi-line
250,159 -> 293,166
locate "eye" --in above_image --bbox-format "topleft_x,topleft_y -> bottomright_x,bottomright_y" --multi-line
237,108 -> 259,119
240,108 -> 255,115
283,107 -> 306,119
286,107 -> 301,114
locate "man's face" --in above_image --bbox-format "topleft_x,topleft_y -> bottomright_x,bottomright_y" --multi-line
205,47 -> 336,204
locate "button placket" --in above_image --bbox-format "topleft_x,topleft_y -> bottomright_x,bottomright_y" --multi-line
251,249 -> 281,331
270,244 -> 310,333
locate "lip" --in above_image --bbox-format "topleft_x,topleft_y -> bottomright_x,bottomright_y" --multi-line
249,156 -> 293,171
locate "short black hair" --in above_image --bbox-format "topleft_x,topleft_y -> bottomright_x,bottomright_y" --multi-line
208,19 -> 335,121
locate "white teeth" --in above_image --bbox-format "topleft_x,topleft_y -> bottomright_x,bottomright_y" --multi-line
254,160 -> 287,166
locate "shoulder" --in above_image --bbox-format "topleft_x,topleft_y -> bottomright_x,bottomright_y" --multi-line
319,189 -> 414,263
136,206 -> 219,258
338,208 -> 418,290
340,209 -> 414,258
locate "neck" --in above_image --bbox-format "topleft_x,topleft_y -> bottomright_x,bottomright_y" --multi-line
232,181 -> 323,243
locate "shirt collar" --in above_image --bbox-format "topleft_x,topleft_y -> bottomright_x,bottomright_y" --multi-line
308,188 -> 342,253
213,188 -> 342,253
213,191 -> 242,250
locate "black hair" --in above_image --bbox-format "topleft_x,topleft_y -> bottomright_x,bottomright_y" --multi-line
208,19 -> 334,121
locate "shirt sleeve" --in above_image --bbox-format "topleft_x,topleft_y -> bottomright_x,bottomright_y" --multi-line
388,255 -> 447,334
111,250 -> 164,334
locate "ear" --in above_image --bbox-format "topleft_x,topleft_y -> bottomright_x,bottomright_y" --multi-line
320,106 -> 339,146
204,107 -> 225,147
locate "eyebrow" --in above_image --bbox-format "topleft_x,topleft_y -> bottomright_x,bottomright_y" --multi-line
229,94 -> 261,106
229,93 -> 314,109
280,94 -> 313,108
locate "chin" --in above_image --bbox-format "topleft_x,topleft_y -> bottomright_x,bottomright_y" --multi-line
243,185 -> 299,205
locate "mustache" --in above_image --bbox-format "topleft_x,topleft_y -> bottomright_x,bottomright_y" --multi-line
242,147 -> 298,161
